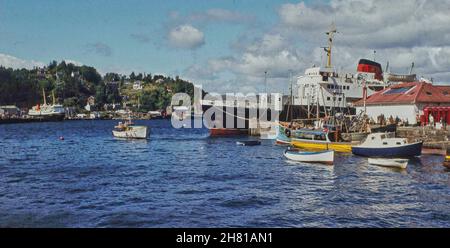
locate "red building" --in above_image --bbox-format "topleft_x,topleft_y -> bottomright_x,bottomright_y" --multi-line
354,81 -> 450,125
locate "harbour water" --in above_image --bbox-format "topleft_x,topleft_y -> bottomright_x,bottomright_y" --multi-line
0,120 -> 449,227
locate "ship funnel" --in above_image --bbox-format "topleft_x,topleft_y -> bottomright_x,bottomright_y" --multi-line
357,59 -> 383,81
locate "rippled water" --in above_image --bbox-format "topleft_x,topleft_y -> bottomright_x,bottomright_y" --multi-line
0,120 -> 449,227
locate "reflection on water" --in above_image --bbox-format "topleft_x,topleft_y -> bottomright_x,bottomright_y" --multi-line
0,119 -> 449,227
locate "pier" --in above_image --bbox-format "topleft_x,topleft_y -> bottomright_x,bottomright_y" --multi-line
397,126 -> 450,154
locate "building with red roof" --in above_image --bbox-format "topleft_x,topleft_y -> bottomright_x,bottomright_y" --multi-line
354,81 -> 450,125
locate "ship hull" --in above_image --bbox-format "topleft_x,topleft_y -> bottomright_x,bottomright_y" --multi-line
28,114 -> 65,122
112,126 -> 149,139
0,114 -> 65,124
210,128 -> 248,137
352,142 -> 423,158
291,139 -> 353,153
201,103 -> 356,128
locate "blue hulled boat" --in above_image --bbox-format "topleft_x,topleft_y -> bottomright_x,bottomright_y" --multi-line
352,133 -> 422,158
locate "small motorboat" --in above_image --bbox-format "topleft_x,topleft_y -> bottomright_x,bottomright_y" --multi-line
236,140 -> 261,146
112,120 -> 149,139
275,124 -> 303,145
284,148 -> 334,165
352,133 -> 422,158
368,158 -> 408,169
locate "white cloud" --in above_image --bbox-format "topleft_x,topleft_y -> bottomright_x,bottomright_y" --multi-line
279,2 -> 332,31
0,53 -> 45,69
181,31 -> 306,93
171,8 -> 254,25
184,0 -> 450,93
247,34 -> 287,54
63,59 -> 84,66
168,25 -> 205,49
278,0 -> 450,49
194,8 -> 253,23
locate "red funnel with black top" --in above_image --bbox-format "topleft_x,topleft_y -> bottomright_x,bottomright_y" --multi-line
357,59 -> 383,81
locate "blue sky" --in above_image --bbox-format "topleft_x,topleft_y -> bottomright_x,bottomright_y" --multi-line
0,0 -> 287,74
1,0 -> 449,93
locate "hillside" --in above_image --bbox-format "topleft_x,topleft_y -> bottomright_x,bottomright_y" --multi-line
0,61 -> 198,112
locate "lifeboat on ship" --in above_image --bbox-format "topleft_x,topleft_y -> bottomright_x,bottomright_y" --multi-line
384,73 -> 417,83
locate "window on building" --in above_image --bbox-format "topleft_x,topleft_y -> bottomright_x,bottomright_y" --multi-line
327,97 -> 331,101
384,86 -> 413,95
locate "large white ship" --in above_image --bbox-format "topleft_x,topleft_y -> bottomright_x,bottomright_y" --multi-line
292,26 -> 389,117
28,89 -> 65,121
200,25 -> 419,129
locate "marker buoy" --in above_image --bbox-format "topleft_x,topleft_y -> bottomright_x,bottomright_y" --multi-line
59,136 -> 65,141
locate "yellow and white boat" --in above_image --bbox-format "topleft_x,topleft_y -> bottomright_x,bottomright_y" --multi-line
290,130 -> 353,153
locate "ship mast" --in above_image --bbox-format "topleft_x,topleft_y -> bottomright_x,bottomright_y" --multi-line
324,23 -> 337,68
42,88 -> 47,105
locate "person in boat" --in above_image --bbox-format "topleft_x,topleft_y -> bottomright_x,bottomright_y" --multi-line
115,122 -> 125,131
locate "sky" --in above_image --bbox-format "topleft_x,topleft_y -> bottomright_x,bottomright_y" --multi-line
1,0 -> 450,94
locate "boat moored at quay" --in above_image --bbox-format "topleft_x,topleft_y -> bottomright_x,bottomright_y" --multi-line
290,129 -> 353,153
352,133 -> 423,158
201,25 -> 417,137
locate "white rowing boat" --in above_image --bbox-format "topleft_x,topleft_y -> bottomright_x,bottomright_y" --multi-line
284,149 -> 334,165
368,158 -> 408,169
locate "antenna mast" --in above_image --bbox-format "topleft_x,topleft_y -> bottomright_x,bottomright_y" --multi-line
324,23 -> 337,68
264,71 -> 268,95
409,62 -> 415,75
42,88 -> 47,105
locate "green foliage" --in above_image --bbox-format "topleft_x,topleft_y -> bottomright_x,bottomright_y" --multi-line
0,61 -> 201,112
